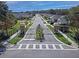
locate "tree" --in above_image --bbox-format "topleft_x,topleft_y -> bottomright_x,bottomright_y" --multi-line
0,2 -> 16,36
69,6 -> 79,33
0,2 -> 8,35
68,6 -> 79,47
36,24 -> 44,42
48,9 -> 56,14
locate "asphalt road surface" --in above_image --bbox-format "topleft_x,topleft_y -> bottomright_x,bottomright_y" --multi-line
0,14 -> 79,58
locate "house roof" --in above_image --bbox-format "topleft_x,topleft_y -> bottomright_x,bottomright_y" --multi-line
54,15 -> 70,25
50,15 -> 62,21
50,15 -> 61,19
57,15 -> 69,24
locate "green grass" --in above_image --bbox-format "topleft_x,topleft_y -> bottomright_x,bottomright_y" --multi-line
25,20 -> 32,31
43,16 -> 49,20
8,21 -> 20,36
8,20 -> 32,44
55,33 -> 71,45
66,32 -> 75,41
8,34 -> 22,44
47,25 -> 54,31
66,31 -> 79,45
67,26 -> 79,43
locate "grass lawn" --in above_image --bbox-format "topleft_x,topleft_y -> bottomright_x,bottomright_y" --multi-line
66,26 -> 79,44
8,34 -> 22,44
66,31 -> 78,45
47,25 -> 54,32
8,21 -> 20,36
55,33 -> 71,45
43,16 -> 49,20
66,32 -> 75,41
8,20 -> 32,44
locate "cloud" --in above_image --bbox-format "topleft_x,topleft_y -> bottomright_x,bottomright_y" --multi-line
6,1 -> 18,4
31,1 -> 37,3
37,3 -> 45,6
53,4 -> 78,8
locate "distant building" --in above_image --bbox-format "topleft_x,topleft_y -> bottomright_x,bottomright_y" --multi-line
49,15 -> 61,24
53,15 -> 70,33
13,12 -> 33,19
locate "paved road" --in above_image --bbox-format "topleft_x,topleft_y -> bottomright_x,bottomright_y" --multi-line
0,14 -> 79,58
18,14 -> 62,44
7,14 -> 76,50
0,50 -> 79,58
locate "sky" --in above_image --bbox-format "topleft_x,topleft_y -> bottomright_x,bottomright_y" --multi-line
6,1 -> 79,12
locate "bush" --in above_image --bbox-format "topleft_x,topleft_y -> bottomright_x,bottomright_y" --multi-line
9,34 -> 22,44
8,21 -> 20,36
55,33 -> 71,45
36,24 -> 44,42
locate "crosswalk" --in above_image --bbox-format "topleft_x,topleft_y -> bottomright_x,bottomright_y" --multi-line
7,44 -> 78,50
24,39 -> 35,40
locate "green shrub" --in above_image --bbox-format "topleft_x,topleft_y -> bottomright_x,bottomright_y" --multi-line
55,33 -> 71,45
36,25 -> 44,41
8,21 -> 20,36
9,34 -> 22,44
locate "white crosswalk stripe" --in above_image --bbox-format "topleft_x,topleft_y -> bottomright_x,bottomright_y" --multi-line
26,44 -> 30,49
52,44 -> 56,50
18,44 -> 22,49
33,44 -> 36,49
46,44 -> 49,49
39,44 -> 42,49
24,39 -> 35,40
7,44 -> 78,50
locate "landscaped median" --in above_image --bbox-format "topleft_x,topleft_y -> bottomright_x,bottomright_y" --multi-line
47,25 -> 54,32
8,20 -> 33,45
55,32 -> 71,45
65,31 -> 78,47
36,24 -> 44,42
66,32 -> 75,42
46,23 -> 71,45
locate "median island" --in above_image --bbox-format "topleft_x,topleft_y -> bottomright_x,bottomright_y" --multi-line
36,24 -> 44,42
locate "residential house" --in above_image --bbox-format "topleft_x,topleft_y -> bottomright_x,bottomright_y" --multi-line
49,15 -> 61,24
53,15 -> 70,33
